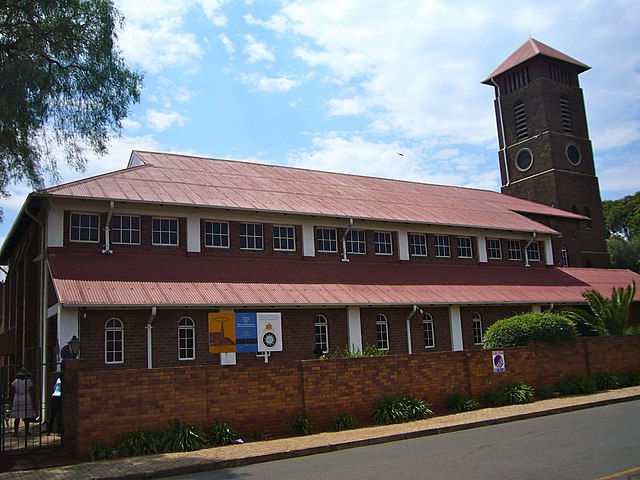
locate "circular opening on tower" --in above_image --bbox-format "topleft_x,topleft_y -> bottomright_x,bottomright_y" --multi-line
566,143 -> 582,166
515,148 -> 533,172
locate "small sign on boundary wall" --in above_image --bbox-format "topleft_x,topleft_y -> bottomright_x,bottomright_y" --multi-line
492,350 -> 505,373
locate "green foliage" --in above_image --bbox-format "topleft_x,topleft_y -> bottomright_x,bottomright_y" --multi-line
116,430 -> 159,457
290,416 -> 313,436
332,414 -> 359,431
206,421 -> 237,447
446,393 -> 481,413
88,442 -> 114,461
537,386 -> 556,400
562,282 -> 636,336
0,0 -> 143,210
607,236 -> 640,273
482,383 -> 535,407
160,420 -> 207,453
594,373 -> 632,390
556,377 -> 598,396
482,313 -> 578,348
602,192 -> 640,240
326,344 -> 387,359
249,428 -> 271,441
372,396 -> 433,425
625,371 -> 640,386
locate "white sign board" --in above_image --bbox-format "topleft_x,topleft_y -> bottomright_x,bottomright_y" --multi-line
492,350 -> 505,373
257,313 -> 283,352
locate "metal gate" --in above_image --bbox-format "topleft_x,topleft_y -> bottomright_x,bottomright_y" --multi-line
0,353 -> 63,453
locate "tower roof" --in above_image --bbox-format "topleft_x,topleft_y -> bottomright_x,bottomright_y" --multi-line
482,38 -> 590,84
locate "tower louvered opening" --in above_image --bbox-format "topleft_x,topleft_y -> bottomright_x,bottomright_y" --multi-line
560,95 -> 573,135
514,101 -> 528,141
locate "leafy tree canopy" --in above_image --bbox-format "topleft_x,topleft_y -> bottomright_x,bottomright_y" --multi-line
602,192 -> 640,240
0,0 -> 143,209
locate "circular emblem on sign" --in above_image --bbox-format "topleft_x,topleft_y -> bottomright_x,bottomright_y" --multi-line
263,331 -> 277,348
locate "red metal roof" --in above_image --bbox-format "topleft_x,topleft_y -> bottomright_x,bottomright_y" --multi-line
42,150 -> 584,235
482,38 -> 590,84
47,251 -> 640,307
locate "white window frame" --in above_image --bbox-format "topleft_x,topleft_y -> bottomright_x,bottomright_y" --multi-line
105,318 -> 124,364
346,229 -> 366,254
457,236 -> 473,259
273,225 -> 296,251
316,228 -> 338,253
508,240 -> 522,261
314,314 -> 329,354
487,238 -> 503,260
240,223 -> 264,250
374,231 -> 393,255
423,313 -> 435,349
178,317 -> 196,361
409,233 -> 427,256
435,235 -> 451,257
111,215 -> 141,245
376,314 -> 390,350
526,242 -> 541,262
204,221 -> 230,249
152,217 -> 179,246
473,312 -> 483,345
70,212 -> 100,243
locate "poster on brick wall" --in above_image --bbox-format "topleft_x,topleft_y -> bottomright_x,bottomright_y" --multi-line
208,312 -> 236,353
235,312 -> 258,353
492,350 -> 505,373
257,312 -> 282,352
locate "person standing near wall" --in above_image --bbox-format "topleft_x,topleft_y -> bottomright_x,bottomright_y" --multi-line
10,367 -> 36,436
45,376 -> 62,435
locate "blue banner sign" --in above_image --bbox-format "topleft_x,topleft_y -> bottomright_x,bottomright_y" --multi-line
235,312 -> 258,352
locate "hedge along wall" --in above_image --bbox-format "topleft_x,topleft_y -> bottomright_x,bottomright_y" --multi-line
62,335 -> 640,456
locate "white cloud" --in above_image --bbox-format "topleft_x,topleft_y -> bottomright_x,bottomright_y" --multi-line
145,110 -> 187,131
218,33 -> 235,54
593,121 -> 640,150
243,34 -> 275,63
198,0 -> 228,26
239,73 -> 300,92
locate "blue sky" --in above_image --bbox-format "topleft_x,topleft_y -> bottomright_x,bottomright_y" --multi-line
2,0 -> 640,246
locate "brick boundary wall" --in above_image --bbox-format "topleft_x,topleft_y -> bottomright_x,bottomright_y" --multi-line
62,335 -> 640,456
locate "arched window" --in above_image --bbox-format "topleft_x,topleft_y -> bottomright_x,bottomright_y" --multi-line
423,313 -> 435,349
178,317 -> 196,360
105,318 -> 124,364
561,245 -> 569,267
584,206 -> 592,229
376,314 -> 389,350
560,95 -> 573,134
472,312 -> 483,345
314,315 -> 329,355
514,101 -> 528,141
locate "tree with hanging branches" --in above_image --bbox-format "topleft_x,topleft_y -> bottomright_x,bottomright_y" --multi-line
562,281 -> 637,336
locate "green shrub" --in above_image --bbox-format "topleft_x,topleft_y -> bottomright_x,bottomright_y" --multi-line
249,428 -> 271,441
624,371 -> 640,386
117,430 -> 160,457
206,421 -> 237,446
537,385 -> 556,400
328,344 -> 387,358
482,383 -> 535,407
446,393 -> 480,413
160,420 -> 207,453
556,377 -> 598,396
291,415 -> 313,436
483,313 -> 578,348
595,373 -> 623,390
372,395 -> 433,425
89,442 -> 114,461
332,414 -> 359,431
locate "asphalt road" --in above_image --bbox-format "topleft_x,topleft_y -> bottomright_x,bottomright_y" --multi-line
167,400 -> 640,480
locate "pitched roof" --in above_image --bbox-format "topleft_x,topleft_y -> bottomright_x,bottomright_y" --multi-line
47,250 -> 640,307
42,150 -> 584,235
482,38 -> 590,84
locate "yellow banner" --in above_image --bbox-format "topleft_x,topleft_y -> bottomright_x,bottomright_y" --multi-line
208,312 -> 236,353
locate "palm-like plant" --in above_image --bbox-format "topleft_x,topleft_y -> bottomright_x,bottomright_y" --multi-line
564,281 -> 636,336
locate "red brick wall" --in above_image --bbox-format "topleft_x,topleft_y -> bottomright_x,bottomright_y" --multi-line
61,335 -> 640,457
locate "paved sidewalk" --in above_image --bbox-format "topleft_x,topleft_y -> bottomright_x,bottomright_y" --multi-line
3,386 -> 640,480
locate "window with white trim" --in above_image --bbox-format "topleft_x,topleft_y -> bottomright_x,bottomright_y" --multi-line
423,313 -> 435,349
314,315 -> 329,354
346,229 -> 366,254
435,235 -> 450,257
472,312 -> 483,345
487,238 -> 502,260
561,245 -> 569,267
152,218 -> 178,246
526,242 -> 541,262
240,223 -> 263,250
70,212 -> 100,243
316,228 -> 338,253
457,236 -> 473,258
105,318 -> 124,364
111,215 -> 140,244
409,233 -> 427,256
375,231 -> 393,255
204,221 -> 229,248
508,240 -> 522,261
178,317 -> 196,360
273,225 -> 295,251
376,314 -> 389,350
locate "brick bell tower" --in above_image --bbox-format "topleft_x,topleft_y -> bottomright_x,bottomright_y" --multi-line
482,38 -> 610,268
